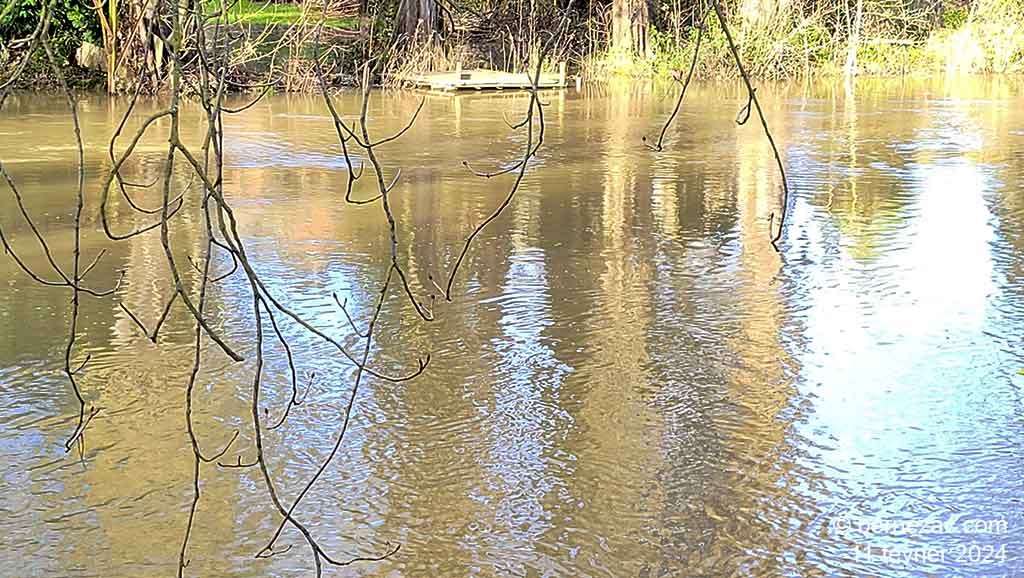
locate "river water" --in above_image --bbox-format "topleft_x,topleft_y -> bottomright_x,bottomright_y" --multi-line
1,77 -> 1023,577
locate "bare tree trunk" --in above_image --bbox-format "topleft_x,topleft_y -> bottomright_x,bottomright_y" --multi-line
134,0 -> 162,85
845,0 -> 864,77
611,0 -> 650,57
397,0 -> 440,40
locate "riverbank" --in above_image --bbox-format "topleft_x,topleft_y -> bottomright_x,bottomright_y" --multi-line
376,4 -> 1024,87
580,0 -> 1024,80
0,48 -> 106,91
4,0 -> 1021,92
1,22 -> 361,93
375,0 -> 1024,85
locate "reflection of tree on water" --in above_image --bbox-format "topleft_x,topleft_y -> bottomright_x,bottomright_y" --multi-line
801,79 -> 941,262
0,166 -> 254,575
532,83 -> 668,574
711,107 -> 810,575
637,86 -> 813,576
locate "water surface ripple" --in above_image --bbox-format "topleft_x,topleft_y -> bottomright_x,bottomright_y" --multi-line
1,77 -> 1023,577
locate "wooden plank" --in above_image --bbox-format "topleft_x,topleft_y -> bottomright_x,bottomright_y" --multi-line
400,68 -> 567,91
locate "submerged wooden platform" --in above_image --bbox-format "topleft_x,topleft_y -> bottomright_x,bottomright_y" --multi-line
403,64 -> 567,92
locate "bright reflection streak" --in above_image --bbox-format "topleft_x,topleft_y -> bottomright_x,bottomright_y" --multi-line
792,115 -> 1019,575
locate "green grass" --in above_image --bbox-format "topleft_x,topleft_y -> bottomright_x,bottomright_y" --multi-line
212,0 -> 356,29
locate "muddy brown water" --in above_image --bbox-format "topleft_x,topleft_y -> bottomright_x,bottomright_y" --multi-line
1,77 -> 1023,577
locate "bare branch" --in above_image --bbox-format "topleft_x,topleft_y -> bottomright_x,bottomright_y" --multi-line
643,9 -> 708,152
709,0 -> 791,250
444,37 -> 553,300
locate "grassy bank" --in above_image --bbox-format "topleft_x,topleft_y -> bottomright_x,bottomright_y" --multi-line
581,0 -> 1024,80
214,0 -> 357,28
373,0 -> 1024,86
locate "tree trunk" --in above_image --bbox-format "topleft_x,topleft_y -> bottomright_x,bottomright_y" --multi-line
397,0 -> 440,40
611,0 -> 650,57
844,0 -> 863,77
